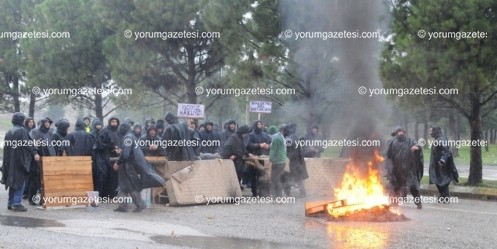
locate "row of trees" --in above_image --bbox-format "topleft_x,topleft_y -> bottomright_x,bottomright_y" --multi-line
0,0 -> 496,185
381,0 -> 497,185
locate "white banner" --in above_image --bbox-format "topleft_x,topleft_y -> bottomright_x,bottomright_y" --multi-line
177,103 -> 205,118
249,101 -> 272,113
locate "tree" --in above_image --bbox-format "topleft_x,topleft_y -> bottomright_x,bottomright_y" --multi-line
97,0 -> 226,109
23,0 -> 118,121
382,0 -> 497,185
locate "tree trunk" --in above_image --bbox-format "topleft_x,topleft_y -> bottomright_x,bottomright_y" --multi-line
12,75 -> 21,112
186,46 -> 197,104
423,117 -> 429,148
414,121 -> 419,140
468,100 -> 483,186
448,112 -> 459,157
95,93 -> 103,121
28,92 -> 36,117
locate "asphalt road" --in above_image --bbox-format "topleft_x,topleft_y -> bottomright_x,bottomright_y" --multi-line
0,187 -> 496,249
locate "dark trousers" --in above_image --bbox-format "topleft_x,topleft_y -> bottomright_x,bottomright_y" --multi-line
118,190 -> 145,210
247,167 -> 259,197
271,163 -> 286,197
436,183 -> 450,202
28,169 -> 40,204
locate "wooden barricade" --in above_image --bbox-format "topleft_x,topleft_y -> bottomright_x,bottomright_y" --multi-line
41,156 -> 93,208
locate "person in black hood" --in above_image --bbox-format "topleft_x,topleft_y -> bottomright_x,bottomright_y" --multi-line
302,125 -> 324,158
24,117 -> 36,133
139,125 -> 166,157
162,112 -> 197,161
221,125 -> 250,185
199,120 -> 221,154
90,118 -> 107,195
282,124 -> 308,198
219,120 -> 237,149
29,116 -> 56,205
113,122 -> 166,212
429,125 -> 459,203
132,123 -> 142,139
124,117 -> 135,127
155,119 -> 165,137
68,118 -> 94,156
386,126 -> 423,208
245,120 -> 272,196
53,118 -> 71,156
2,113 -> 40,211
99,116 -> 121,198
143,117 -> 155,135
22,117 -> 36,198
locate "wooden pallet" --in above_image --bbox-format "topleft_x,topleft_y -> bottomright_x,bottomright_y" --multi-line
41,156 -> 93,208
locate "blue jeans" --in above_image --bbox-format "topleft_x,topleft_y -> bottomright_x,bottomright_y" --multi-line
8,182 -> 25,207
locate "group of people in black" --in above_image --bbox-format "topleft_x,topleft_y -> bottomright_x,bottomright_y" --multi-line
385,125 -> 459,209
1,111 -> 325,212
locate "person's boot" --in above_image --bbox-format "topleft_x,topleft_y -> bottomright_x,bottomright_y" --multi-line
113,206 -> 128,212
130,191 -> 146,213
11,204 -> 27,212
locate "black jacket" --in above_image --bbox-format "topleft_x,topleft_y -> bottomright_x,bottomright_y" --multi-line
429,127 -> 458,186
68,118 -> 94,156
2,113 -> 37,189
53,119 -> 71,156
247,120 -> 271,156
162,113 -> 197,161
116,123 -> 166,192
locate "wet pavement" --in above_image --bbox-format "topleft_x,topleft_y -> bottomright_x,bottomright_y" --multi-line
0,187 -> 496,249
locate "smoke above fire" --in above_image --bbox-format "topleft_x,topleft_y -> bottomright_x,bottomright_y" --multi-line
279,0 -> 390,147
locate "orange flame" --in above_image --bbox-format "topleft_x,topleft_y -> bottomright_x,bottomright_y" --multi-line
328,150 -> 389,218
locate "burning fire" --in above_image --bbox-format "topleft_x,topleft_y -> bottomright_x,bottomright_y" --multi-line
328,149 -> 390,218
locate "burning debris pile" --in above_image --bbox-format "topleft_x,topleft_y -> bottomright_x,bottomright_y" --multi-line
306,149 -> 409,222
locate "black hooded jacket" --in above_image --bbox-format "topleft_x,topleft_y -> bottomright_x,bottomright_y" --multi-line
99,116 -> 121,157
139,125 -> 166,157
247,120 -> 271,156
198,120 -> 221,154
53,119 -> 71,156
284,124 -> 309,180
162,112 -> 197,161
429,126 -> 459,186
132,123 -> 142,139
220,120 -> 237,147
24,117 -> 36,133
116,123 -> 166,192
2,113 -> 37,189
29,116 -> 56,157
68,118 -> 94,156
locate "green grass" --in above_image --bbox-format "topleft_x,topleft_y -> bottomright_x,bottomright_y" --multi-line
321,144 -> 497,166
420,177 -> 497,189
452,144 -> 497,166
